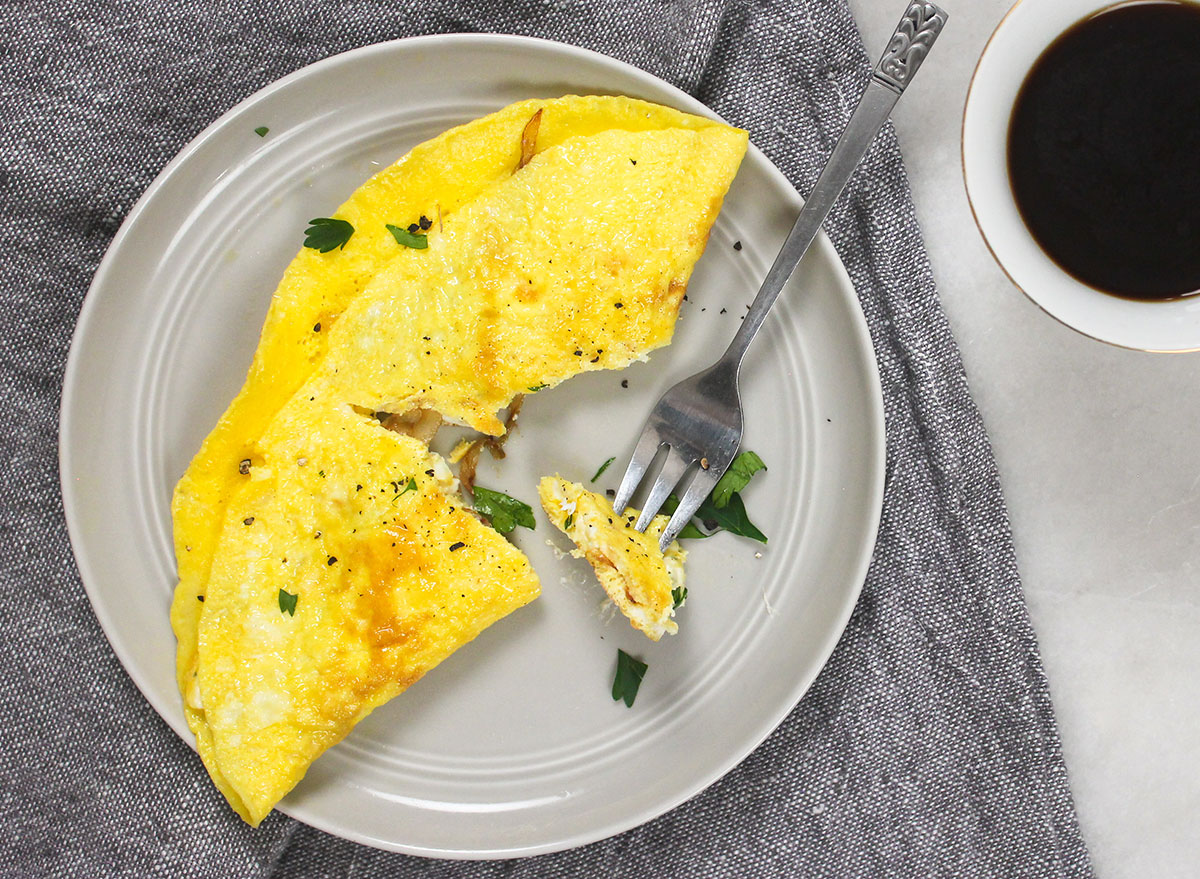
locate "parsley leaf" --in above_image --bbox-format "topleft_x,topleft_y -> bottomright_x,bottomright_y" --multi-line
711,451 -> 766,508
612,648 -> 647,708
386,224 -> 428,249
473,485 -> 536,535
390,476 -> 418,503
591,456 -> 616,482
671,586 -> 688,608
278,588 -> 298,616
304,217 -> 354,253
661,476 -> 768,543
694,491 -> 767,542
254,126 -> 269,137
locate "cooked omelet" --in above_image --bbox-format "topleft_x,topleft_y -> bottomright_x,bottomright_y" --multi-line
173,95 -> 728,628
193,402 -> 538,825
172,96 -> 746,825
539,477 -> 686,641
309,124 -> 748,435
171,98 -> 740,744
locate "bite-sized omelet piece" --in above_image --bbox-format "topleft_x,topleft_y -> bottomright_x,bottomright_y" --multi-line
171,95 -> 740,760
313,125 -> 748,435
192,401 -> 539,825
539,476 -> 685,641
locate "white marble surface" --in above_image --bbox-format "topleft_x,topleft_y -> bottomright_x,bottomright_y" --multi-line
846,0 -> 1200,874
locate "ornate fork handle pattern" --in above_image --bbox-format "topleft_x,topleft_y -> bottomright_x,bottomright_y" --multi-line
876,1 -> 948,90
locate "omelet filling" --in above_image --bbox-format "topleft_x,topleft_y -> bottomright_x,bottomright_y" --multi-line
539,477 -> 686,641
171,96 -> 746,825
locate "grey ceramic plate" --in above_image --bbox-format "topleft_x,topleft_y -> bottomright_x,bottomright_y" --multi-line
60,34 -> 884,859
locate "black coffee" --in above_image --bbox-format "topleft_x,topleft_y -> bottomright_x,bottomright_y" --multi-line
1007,1 -> 1200,300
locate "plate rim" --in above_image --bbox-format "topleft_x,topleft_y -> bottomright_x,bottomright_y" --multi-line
59,32 -> 885,859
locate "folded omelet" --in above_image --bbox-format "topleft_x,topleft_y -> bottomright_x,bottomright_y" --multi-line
197,403 -> 538,825
173,95 -> 727,626
539,477 -> 686,641
311,125 -> 747,435
172,96 -> 746,824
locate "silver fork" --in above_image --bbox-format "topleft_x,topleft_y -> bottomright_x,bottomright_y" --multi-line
614,0 -> 947,550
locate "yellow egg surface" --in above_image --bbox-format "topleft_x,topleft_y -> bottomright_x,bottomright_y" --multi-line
539,476 -> 686,641
311,125 -> 747,435
171,96 -> 738,764
192,401 -> 539,825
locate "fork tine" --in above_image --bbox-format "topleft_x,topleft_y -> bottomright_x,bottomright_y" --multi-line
658,465 -> 721,550
612,429 -> 664,515
635,447 -> 693,532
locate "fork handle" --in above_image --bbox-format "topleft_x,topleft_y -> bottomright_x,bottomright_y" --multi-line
721,0 -> 947,367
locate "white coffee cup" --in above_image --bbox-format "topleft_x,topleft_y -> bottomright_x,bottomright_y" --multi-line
962,0 -> 1200,352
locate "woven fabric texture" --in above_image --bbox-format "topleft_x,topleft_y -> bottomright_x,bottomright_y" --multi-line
0,0 -> 1093,876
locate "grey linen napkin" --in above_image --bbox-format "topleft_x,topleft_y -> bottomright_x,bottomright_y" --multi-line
0,0 -> 1095,876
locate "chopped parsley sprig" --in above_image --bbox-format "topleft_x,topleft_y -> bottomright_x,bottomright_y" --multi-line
711,451 -> 766,508
591,456 -> 616,483
278,588 -> 298,616
303,217 -> 354,253
661,450 -> 768,543
472,486 -> 536,535
612,649 -> 647,708
386,223 -> 428,249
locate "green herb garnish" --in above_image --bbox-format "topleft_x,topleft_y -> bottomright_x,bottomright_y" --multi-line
659,451 -> 768,543
278,588 -> 298,616
390,476 -> 418,502
386,224 -> 428,249
304,217 -> 354,253
671,586 -> 688,609
693,492 -> 767,542
254,126 -> 269,137
612,649 -> 647,708
564,513 -> 574,529
591,456 -> 616,483
711,451 -> 766,508
473,485 -> 536,534
527,383 -> 548,392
